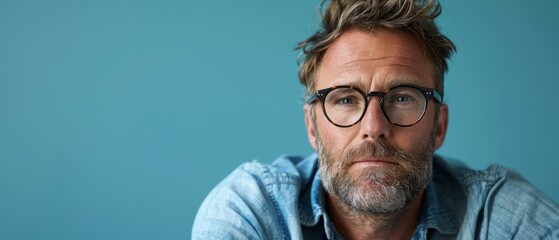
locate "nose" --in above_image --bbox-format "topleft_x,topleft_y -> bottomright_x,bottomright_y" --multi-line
359,98 -> 390,141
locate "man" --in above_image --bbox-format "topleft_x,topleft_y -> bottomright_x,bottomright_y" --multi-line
193,0 -> 559,239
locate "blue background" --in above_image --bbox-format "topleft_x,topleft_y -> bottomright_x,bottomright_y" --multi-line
1,0 -> 558,239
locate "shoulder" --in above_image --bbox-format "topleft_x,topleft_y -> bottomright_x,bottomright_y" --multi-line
437,156 -> 559,239
432,156 -> 507,186
484,169 -> 559,239
192,154 -> 317,240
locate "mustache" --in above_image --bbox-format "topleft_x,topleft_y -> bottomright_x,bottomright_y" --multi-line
340,140 -> 407,167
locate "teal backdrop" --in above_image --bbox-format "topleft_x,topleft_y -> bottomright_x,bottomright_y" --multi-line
1,0 -> 558,239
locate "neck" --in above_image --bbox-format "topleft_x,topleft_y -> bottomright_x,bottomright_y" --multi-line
326,191 -> 424,240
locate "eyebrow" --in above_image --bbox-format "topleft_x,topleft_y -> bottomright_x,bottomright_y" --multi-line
333,78 -> 423,91
385,78 -> 423,89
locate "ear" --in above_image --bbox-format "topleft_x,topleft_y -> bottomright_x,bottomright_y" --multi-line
433,104 -> 448,150
304,104 -> 318,151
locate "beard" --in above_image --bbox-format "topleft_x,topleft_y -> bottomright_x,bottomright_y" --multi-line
317,134 -> 434,215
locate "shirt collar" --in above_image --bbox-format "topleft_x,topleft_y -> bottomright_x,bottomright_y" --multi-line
419,181 -> 461,235
298,161 -> 340,239
420,155 -> 466,235
297,153 -> 326,227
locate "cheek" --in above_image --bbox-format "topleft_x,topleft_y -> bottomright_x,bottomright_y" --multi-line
315,114 -> 357,152
391,130 -> 425,152
393,117 -> 436,151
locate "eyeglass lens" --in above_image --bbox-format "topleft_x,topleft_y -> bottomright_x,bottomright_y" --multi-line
323,86 -> 427,127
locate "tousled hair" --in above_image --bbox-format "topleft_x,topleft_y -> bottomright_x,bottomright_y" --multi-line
297,0 -> 456,98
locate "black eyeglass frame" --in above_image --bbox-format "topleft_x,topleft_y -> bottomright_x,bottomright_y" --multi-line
306,84 -> 443,128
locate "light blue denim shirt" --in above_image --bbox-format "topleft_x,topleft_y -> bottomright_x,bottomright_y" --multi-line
192,154 -> 559,239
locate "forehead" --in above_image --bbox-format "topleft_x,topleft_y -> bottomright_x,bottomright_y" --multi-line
316,28 -> 434,90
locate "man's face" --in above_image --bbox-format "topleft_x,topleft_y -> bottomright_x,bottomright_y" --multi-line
304,28 -> 448,214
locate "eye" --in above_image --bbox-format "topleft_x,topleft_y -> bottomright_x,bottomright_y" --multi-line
339,97 -> 355,105
385,86 -> 423,105
325,88 -> 363,108
394,95 -> 413,103
386,94 -> 416,104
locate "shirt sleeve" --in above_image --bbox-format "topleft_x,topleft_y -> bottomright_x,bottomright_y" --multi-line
191,161 -> 302,240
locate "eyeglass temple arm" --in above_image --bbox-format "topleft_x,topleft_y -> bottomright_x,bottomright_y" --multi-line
306,93 -> 318,104
432,90 -> 443,103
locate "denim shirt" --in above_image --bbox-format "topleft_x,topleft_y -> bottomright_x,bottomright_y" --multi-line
192,154 -> 559,239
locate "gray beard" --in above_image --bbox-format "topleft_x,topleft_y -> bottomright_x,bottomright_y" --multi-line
317,137 -> 434,215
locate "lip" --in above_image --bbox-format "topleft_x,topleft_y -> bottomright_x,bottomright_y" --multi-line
351,158 -> 397,167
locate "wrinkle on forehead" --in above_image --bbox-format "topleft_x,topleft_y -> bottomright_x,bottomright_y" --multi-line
340,56 -> 418,67
316,28 -> 434,90
323,28 -> 427,68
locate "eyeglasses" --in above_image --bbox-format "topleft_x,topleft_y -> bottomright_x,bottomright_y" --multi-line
307,84 -> 443,128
